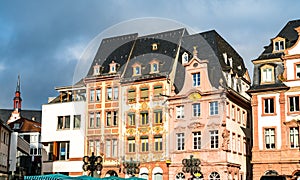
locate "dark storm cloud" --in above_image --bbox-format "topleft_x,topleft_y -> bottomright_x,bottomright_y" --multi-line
0,0 -> 299,109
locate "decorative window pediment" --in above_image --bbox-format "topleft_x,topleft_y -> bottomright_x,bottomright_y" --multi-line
272,37 -> 285,52
260,64 -> 275,84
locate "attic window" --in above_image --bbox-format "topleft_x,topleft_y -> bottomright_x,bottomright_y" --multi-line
182,52 -> 189,64
13,123 -> 20,129
272,37 -> 285,52
93,63 -> 101,75
152,43 -> 158,51
261,65 -> 274,84
133,65 -> 141,76
109,61 -> 117,74
150,60 -> 159,73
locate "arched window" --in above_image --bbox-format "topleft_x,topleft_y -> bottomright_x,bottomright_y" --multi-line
152,167 -> 163,180
209,172 -> 220,180
264,170 -> 279,176
139,167 -> 149,180
175,172 -> 185,180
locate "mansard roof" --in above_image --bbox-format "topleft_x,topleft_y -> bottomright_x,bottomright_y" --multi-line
7,117 -> 41,133
256,19 -> 300,60
86,28 -> 247,91
86,33 -> 138,77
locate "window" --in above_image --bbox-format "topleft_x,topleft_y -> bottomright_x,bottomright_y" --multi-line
96,89 -> 101,101
128,113 -> 135,126
296,64 -> 300,78
289,96 -> 300,112
93,63 -> 101,75
89,140 -> 94,154
105,140 -> 111,157
261,65 -> 274,83
264,98 -> 275,114
153,85 -> 162,97
265,128 -> 275,149
182,52 -> 189,64
193,132 -> 201,150
274,40 -> 284,51
113,87 -> 119,100
176,133 -> 185,150
106,111 -> 118,126
133,66 -> 141,75
192,103 -> 201,117
140,87 -> 149,100
105,139 -> 118,158
95,140 -> 100,156
152,43 -> 158,50
210,130 -> 219,149
237,135 -> 241,153
290,127 -> 299,148
193,73 -> 200,86
107,87 -> 112,100
90,89 -> 95,102
209,172 -> 220,180
128,88 -> 136,102
96,112 -> 100,128
57,116 -> 70,130
112,139 -> 117,157
48,143 -> 54,161
154,110 -> 162,124
58,142 -> 69,160
140,111 -> 149,125
154,135 -> 163,151
89,112 -> 94,128
210,101 -> 219,115
141,137 -> 149,152
151,63 -> 159,73
73,115 -> 81,129
176,105 -> 184,119
128,138 -> 135,153
231,105 -> 235,120
109,61 -> 117,73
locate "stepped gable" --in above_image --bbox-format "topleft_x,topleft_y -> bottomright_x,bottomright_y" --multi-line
257,19 -> 300,60
86,33 -> 138,76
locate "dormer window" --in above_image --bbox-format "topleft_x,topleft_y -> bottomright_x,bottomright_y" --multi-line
93,63 -> 101,75
152,43 -> 158,51
109,61 -> 117,74
182,52 -> 189,64
13,123 -> 20,129
132,63 -> 141,76
272,37 -> 285,52
261,65 -> 274,84
150,59 -> 159,73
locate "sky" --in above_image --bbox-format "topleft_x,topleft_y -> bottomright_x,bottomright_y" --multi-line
0,0 -> 299,110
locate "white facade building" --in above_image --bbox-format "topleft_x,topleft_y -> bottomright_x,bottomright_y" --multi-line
41,82 -> 86,176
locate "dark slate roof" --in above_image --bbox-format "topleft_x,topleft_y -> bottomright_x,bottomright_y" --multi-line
86,33 -> 138,77
0,109 -> 42,123
121,28 -> 186,80
256,19 -> 300,60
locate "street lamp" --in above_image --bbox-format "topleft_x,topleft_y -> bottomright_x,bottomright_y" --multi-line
182,155 -> 202,180
82,152 -> 103,177
122,157 -> 140,177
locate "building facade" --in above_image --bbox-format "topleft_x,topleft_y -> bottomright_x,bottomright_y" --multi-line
41,81 -> 86,176
249,19 -> 300,180
82,28 -> 251,180
168,31 -> 251,180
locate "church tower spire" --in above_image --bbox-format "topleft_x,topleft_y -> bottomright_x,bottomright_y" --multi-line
13,74 -> 22,110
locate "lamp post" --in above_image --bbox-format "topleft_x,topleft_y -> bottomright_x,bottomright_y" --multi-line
122,157 -> 140,177
82,152 -> 103,177
182,155 -> 202,180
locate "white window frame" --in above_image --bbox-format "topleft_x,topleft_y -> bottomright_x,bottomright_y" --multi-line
176,105 -> 184,119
